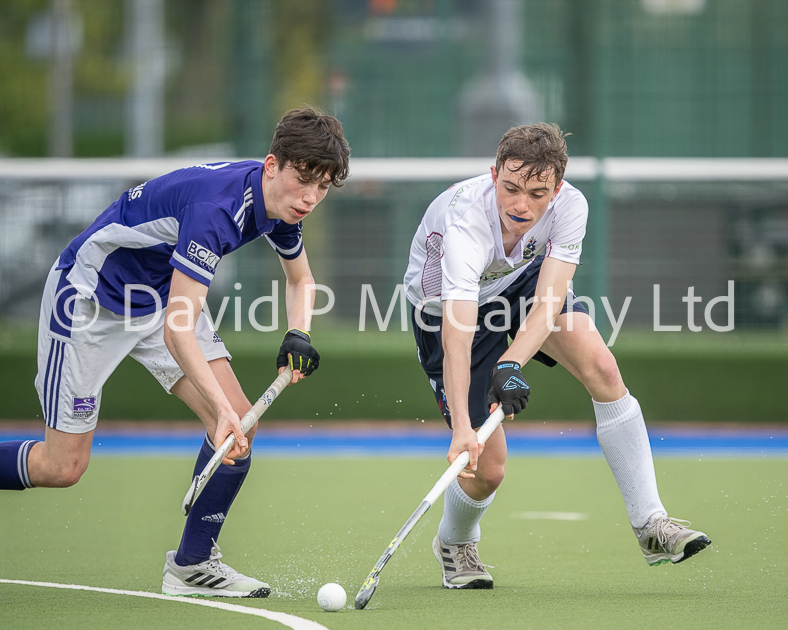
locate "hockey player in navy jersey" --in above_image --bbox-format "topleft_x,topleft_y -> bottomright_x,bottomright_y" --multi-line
0,108 -> 350,598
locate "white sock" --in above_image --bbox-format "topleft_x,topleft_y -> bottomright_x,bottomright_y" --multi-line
594,391 -> 667,528
438,478 -> 495,545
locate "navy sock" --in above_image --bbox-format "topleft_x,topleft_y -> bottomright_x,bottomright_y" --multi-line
0,440 -> 38,491
175,436 -> 251,566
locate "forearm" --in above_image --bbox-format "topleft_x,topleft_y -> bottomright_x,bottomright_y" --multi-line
502,257 -> 576,366
500,301 -> 558,365
443,336 -> 473,430
285,274 -> 316,332
441,300 -> 477,430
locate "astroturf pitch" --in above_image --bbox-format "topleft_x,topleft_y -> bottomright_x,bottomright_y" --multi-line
1,456 -> 786,629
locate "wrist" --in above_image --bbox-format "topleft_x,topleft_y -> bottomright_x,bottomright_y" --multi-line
286,328 -> 310,341
494,359 -> 521,371
215,400 -> 235,417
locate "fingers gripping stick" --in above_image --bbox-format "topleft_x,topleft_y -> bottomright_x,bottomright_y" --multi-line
181,367 -> 293,516
354,407 -> 505,610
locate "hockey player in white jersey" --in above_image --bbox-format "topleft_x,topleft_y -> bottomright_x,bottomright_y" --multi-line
404,123 -> 711,589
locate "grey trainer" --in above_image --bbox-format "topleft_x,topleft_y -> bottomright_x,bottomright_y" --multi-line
432,534 -> 494,589
633,515 -> 711,566
162,542 -> 271,598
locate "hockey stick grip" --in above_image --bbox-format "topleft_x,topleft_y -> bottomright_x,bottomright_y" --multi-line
213,366 -> 293,462
181,367 -> 292,515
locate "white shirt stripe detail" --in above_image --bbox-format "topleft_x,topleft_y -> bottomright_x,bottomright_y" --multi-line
234,187 -> 253,231
172,251 -> 214,281
66,217 -> 180,296
265,235 -> 302,256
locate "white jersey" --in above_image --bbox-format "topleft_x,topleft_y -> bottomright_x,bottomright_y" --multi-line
404,173 -> 588,316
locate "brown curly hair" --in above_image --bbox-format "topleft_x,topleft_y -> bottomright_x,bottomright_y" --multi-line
269,107 -> 351,188
495,123 -> 569,184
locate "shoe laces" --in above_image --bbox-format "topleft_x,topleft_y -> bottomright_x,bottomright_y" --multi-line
652,517 -> 691,546
203,541 -> 240,578
455,544 -> 486,573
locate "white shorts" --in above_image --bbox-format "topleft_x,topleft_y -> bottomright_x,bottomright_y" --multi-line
35,262 -> 231,434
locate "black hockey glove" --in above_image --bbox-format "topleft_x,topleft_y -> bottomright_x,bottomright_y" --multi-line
276,329 -> 320,376
487,361 -> 530,416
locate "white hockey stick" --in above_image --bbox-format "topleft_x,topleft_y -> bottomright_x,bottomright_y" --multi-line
181,367 -> 293,516
354,406 -> 506,609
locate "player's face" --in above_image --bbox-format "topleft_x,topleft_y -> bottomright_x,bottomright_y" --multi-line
263,155 -> 331,224
492,160 -> 563,237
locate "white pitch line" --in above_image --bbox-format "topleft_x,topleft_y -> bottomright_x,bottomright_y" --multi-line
0,579 -> 328,630
510,511 -> 588,521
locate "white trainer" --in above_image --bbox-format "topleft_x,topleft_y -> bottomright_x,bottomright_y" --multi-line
162,543 -> 270,598
633,514 -> 711,566
432,534 -> 494,589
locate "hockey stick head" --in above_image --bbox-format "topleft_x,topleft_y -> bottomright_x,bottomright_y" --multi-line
181,476 -> 198,516
181,477 -> 198,516
354,573 -> 380,609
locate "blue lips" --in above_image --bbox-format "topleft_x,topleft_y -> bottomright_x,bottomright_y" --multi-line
509,214 -> 528,223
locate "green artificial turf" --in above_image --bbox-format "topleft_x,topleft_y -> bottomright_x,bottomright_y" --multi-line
1,456 -> 786,629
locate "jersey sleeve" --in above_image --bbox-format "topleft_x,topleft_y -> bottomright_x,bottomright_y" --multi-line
170,202 -> 241,286
265,221 -> 303,260
545,188 -> 588,265
441,221 -> 488,302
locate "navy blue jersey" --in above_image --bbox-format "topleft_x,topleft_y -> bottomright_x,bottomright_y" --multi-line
58,161 -> 302,316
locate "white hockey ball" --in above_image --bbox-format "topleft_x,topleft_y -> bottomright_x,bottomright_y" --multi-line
317,582 -> 346,612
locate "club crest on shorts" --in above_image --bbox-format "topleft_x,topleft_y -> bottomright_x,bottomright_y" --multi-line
73,396 -> 97,419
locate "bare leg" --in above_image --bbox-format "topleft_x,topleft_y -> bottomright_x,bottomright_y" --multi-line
541,312 -> 665,527
458,423 -> 507,501
170,358 -> 254,447
28,427 -> 93,488
540,312 -> 625,402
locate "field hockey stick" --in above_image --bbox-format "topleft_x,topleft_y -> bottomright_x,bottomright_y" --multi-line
181,367 -> 293,516
354,406 -> 506,610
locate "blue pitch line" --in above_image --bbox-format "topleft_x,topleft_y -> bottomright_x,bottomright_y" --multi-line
1,427 -> 788,457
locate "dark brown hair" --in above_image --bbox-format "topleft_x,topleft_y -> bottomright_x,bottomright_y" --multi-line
495,123 -> 569,184
269,107 -> 351,187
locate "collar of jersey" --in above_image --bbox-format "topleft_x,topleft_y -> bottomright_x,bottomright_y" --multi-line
251,163 -> 271,232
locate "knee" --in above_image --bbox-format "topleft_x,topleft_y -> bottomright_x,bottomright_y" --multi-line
585,348 -> 624,397
476,461 -> 506,495
41,457 -> 89,488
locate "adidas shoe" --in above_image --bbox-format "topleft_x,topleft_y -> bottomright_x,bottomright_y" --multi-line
633,515 -> 711,566
162,543 -> 271,598
432,534 -> 494,589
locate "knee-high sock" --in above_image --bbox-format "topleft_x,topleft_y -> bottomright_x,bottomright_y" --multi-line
595,392 -> 666,528
438,478 -> 495,545
0,440 -> 38,490
175,436 -> 250,566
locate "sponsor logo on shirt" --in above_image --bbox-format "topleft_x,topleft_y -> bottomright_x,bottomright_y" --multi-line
73,396 -> 97,419
127,182 -> 147,200
187,241 -> 220,271
559,243 -> 581,251
479,257 -> 533,283
449,181 -> 481,207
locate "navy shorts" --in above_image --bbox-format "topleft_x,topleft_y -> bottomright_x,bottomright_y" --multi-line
411,255 -> 589,429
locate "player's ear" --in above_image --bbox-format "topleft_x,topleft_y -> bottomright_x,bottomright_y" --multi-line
490,165 -> 498,184
552,179 -> 564,199
263,154 -> 279,178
